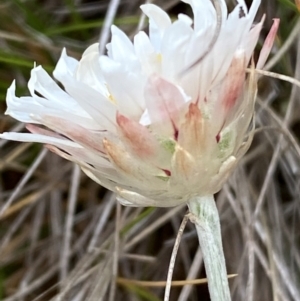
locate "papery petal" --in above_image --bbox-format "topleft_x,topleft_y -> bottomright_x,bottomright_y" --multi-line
0,132 -> 80,148
209,23 -> 248,86
116,188 -> 159,207
230,63 -> 257,155
134,31 -> 159,75
5,81 -> 39,124
46,144 -> 124,187
178,14 -> 193,26
171,144 -> 195,181
257,18 -> 280,69
26,125 -> 114,172
140,4 -> 171,51
209,156 -> 236,193
202,0 -> 260,87
116,113 -> 159,159
213,49 -> 246,127
208,50 -> 247,138
178,103 -> 205,156
102,137 -> 140,175
99,56 -> 145,120
182,0 -> 217,32
46,144 -> 91,169
110,25 -> 137,67
29,66 -> 93,119
29,66 -> 76,108
6,80 -> 99,130
220,50 -> 246,112
116,187 -> 186,207
242,16 -> 265,62
26,124 -> 63,139
37,116 -> 107,154
247,0 -> 261,27
75,45 -> 108,96
81,167 -> 121,192
54,49 -> 117,131
81,43 -> 99,57
55,47 -> 79,74
103,138 -> 166,185
161,19 -> 193,79
144,75 -> 188,137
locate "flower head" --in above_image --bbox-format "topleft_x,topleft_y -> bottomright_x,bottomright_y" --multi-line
0,0 -> 279,207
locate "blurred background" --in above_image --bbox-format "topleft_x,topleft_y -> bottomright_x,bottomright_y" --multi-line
0,0 -> 300,300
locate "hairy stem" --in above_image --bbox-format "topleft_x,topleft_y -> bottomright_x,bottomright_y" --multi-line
188,195 -> 231,301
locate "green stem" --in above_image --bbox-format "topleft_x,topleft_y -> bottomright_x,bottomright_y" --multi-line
188,195 -> 231,301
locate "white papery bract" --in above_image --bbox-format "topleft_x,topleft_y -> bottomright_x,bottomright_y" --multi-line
1,0 -> 279,207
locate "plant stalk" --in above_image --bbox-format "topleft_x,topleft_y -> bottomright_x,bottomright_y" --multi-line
188,195 -> 231,301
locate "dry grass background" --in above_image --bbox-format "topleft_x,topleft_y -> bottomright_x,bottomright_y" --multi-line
0,0 -> 300,300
